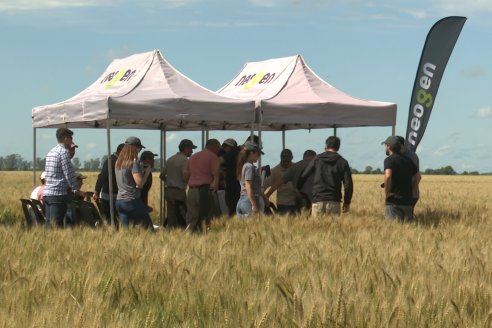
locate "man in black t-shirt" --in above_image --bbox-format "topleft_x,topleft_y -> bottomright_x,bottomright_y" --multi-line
382,136 -> 420,222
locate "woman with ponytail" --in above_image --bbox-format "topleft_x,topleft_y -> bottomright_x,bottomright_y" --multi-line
115,137 -> 154,230
236,141 -> 265,217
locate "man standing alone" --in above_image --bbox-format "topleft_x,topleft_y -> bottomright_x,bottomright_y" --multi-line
300,136 -> 353,217
160,139 -> 197,228
43,128 -> 84,228
382,136 -> 420,222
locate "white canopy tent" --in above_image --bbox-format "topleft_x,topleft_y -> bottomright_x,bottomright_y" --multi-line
32,50 -> 256,225
33,50 -> 256,130
218,55 -> 397,146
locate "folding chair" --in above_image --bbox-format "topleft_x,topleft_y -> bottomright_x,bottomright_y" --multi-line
31,199 -> 46,219
20,199 -> 45,227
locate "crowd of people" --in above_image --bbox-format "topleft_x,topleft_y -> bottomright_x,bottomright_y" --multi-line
30,127 -> 421,231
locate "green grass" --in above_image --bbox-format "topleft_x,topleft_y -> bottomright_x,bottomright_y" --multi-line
0,172 -> 491,327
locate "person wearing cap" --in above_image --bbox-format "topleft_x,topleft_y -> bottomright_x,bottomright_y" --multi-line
264,149 -> 298,215
139,150 -> 158,211
69,143 -> 78,159
30,171 -> 47,204
218,138 -> 241,216
183,139 -> 221,232
236,141 -> 266,217
65,172 -> 88,225
382,136 -> 420,222
265,150 -> 317,212
43,128 -> 84,228
160,139 -> 197,229
93,143 -> 125,225
396,136 -> 421,211
114,137 -> 154,230
300,136 -> 353,217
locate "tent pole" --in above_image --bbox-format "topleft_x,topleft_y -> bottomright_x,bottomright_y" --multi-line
205,127 -> 209,142
392,125 -> 395,136
333,127 -> 337,137
33,128 -> 37,187
160,129 -> 167,226
282,130 -> 285,150
106,123 -> 115,228
201,129 -> 205,149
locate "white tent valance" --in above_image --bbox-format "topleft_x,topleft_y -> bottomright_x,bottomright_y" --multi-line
218,55 -> 397,130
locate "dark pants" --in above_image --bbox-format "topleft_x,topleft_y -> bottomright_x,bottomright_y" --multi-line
277,204 -> 298,215
116,198 -> 154,230
100,198 -> 118,225
44,195 -> 68,228
186,185 -> 212,232
225,183 -> 240,217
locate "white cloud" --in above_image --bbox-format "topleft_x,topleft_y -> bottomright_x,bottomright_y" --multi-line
462,66 -> 487,79
0,0 -> 101,11
167,133 -> 176,142
474,106 -> 492,118
434,145 -> 451,156
436,0 -> 492,14
399,8 -> 428,19
248,0 -> 279,7
0,0 -> 197,12
86,143 -> 97,150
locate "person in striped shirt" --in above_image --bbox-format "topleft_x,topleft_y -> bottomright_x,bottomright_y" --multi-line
43,128 -> 84,228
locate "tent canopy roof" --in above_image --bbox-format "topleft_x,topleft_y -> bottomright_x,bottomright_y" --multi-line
32,50 -> 256,130
218,55 -> 397,130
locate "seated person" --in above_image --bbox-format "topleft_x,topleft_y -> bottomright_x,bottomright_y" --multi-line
30,171 -> 47,204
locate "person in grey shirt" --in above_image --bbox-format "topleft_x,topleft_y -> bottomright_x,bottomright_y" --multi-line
115,137 -> 153,230
236,141 -> 265,218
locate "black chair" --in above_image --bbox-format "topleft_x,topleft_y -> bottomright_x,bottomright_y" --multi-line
31,199 -> 46,218
70,199 -> 102,228
20,199 -> 45,227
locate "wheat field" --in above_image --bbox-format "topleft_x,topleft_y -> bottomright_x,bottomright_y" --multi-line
0,171 -> 491,327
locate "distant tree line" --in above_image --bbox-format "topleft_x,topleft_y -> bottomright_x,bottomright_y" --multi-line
0,154 -> 487,175
0,154 -> 162,172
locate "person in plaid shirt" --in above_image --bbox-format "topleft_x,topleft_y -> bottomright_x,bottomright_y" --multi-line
43,128 -> 84,228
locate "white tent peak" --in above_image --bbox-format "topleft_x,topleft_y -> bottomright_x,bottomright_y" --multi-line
218,54 -> 397,130
32,50 -> 256,130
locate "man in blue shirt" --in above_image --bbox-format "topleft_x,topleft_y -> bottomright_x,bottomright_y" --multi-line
43,128 -> 84,228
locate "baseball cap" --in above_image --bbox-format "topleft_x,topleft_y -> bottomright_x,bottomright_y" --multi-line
70,143 -> 78,149
179,139 -> 197,149
40,171 -> 47,180
125,136 -> 145,149
280,149 -> 293,159
381,136 -> 400,147
140,150 -> 158,160
222,138 -> 237,148
244,141 -> 264,154
74,172 -> 87,180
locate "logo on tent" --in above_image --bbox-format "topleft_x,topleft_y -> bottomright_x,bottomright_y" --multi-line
235,72 -> 276,90
100,68 -> 137,89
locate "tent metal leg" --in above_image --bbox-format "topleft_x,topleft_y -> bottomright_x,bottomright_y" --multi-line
333,127 -> 337,137
392,125 -> 395,136
282,130 -> 285,150
33,128 -> 37,187
160,129 -> 167,226
106,124 -> 115,228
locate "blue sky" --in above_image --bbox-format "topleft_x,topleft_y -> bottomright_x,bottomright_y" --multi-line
1,0 -> 491,172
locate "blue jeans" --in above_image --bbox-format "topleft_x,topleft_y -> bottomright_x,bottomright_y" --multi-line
236,194 -> 260,218
385,204 -> 413,222
44,195 -> 68,228
116,198 -> 153,230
